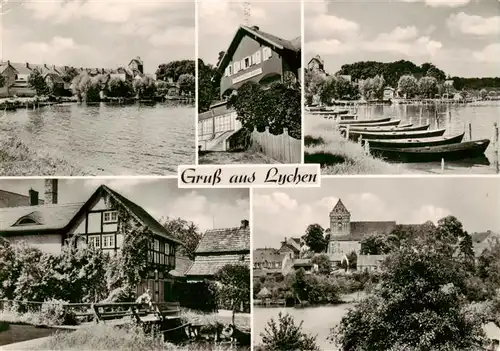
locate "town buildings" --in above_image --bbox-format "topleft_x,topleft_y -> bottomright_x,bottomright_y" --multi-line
0,180 -> 182,302
307,55 -> 325,74
185,219 -> 250,282
0,56 -> 151,98
197,24 -> 301,151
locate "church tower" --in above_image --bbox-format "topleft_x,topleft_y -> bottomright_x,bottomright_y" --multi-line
329,199 -> 350,237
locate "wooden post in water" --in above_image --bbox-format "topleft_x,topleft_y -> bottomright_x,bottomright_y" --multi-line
346,125 -> 350,140
441,158 -> 445,173
364,141 -> 370,155
494,122 -> 499,149
468,123 -> 472,141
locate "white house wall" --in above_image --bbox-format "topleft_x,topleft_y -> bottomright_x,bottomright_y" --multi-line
9,234 -> 62,255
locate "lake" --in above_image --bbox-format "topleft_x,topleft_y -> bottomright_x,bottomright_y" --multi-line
253,304 -> 354,350
2,102 -> 195,175
307,101 -> 500,174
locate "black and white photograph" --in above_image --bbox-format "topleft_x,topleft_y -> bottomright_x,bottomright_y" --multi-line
197,0 -> 302,165
0,0 -> 195,176
304,0 -> 500,175
0,178 -> 250,350
252,177 -> 500,350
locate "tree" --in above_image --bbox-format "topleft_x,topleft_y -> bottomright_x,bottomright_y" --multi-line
360,233 -> 395,255
155,60 -> 195,82
332,236 -> 486,350
133,76 -> 156,99
28,68 -> 49,95
216,51 -> 225,67
162,217 -> 202,260
304,69 -> 326,105
260,312 -> 320,351
480,89 -> 488,99
371,74 -> 386,100
320,76 -> 357,104
418,76 -> 438,98
397,74 -> 418,98
214,264 -> 250,325
302,224 -> 326,253
458,232 -> 475,272
177,73 -> 195,96
311,254 -> 332,274
477,240 -> 500,296
0,75 -> 5,89
197,59 -> 220,113
61,67 -> 79,84
106,77 -> 133,98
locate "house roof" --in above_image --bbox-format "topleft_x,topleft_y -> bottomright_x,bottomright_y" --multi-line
0,189 -> 45,208
293,258 -> 313,267
331,221 -> 397,241
308,56 -> 324,66
254,248 -> 287,263
185,253 -> 250,277
102,186 -> 182,245
0,185 -> 182,245
216,25 -> 301,74
0,203 -> 85,234
169,256 -> 193,277
330,199 -> 350,216
257,287 -> 271,298
195,226 -> 250,254
9,62 -> 32,75
0,62 -> 12,74
358,254 -> 387,266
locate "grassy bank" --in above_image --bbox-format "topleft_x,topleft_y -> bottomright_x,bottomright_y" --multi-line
0,120 -> 92,176
32,323 -> 250,351
198,150 -> 278,165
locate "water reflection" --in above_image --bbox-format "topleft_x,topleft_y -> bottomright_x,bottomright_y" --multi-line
3,102 -> 195,175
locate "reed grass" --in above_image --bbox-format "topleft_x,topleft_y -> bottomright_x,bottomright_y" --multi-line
0,120 -> 92,176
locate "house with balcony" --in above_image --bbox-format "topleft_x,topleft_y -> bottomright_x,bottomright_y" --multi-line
0,180 -> 182,302
197,24 -> 301,151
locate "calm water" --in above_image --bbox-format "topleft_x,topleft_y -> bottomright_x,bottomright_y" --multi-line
3,102 -> 195,175
308,101 -> 500,174
254,304 -> 353,350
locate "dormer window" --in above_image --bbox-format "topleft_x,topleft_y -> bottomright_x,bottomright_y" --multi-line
17,218 -> 37,225
103,211 -> 118,224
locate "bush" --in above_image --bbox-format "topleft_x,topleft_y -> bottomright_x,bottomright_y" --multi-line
260,312 -> 320,351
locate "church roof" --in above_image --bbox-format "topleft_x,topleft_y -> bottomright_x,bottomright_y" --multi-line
330,199 -> 350,215
332,221 -> 397,241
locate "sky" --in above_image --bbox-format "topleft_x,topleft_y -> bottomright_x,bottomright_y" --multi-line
0,178 -> 249,233
0,0 -> 195,73
305,0 -> 500,78
198,0 -> 301,64
253,177 -> 500,248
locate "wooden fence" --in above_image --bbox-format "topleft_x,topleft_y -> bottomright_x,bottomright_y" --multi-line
251,127 -> 301,164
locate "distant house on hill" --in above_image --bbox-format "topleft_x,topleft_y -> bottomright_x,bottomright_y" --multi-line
253,248 -> 292,276
185,219 -> 250,282
357,254 -> 386,272
472,231 -> 499,258
308,55 -> 324,73
383,86 -> 395,100
278,237 -> 303,259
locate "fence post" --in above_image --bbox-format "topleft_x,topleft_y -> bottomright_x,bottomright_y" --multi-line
283,128 -> 289,163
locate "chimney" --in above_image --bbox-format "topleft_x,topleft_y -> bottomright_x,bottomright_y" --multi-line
29,189 -> 39,206
7,60 -> 10,65
251,25 -> 259,31
45,179 -> 58,205
240,219 -> 249,229
44,63 -> 49,69
26,62 -> 30,68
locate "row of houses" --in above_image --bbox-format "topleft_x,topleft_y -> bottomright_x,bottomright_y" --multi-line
0,180 -> 250,303
0,57 -> 149,98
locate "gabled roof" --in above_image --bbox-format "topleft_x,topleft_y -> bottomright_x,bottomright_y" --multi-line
101,185 -> 182,244
308,55 -> 324,66
216,25 -> 301,73
169,255 -> 193,277
195,225 -> 250,254
254,248 -> 288,263
9,62 -> 32,75
0,185 -> 182,245
185,253 -> 249,277
330,199 -> 350,216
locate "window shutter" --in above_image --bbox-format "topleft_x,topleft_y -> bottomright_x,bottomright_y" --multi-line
255,51 -> 261,64
234,61 -> 240,73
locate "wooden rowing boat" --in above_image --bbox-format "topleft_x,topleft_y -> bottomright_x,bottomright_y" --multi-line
347,124 -> 432,133
348,128 -> 446,141
309,109 -> 349,115
323,114 -> 357,120
341,119 -> 401,128
370,139 -> 491,162
365,133 -> 465,148
337,117 -> 391,125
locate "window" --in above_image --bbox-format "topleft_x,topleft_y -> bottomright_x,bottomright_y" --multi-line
103,211 -> 118,223
233,61 -> 241,73
88,235 -> 100,248
102,234 -> 115,248
263,47 -> 272,61
228,65 -> 232,76
253,51 -> 262,65
17,218 -> 37,225
243,56 -> 251,70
